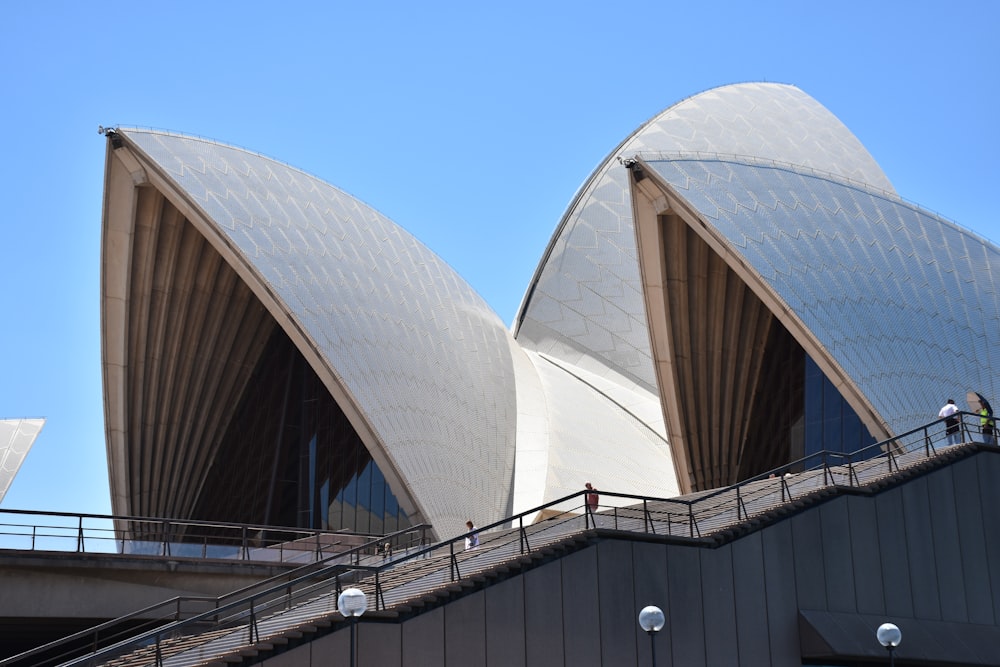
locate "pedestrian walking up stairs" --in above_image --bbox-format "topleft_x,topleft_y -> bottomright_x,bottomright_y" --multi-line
20,413 -> 991,667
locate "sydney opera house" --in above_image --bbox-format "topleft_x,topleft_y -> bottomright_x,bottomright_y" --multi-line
99,81 -> 998,548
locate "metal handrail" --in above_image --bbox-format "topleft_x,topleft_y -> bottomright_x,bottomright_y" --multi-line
0,507 -> 396,563
0,523 -> 429,667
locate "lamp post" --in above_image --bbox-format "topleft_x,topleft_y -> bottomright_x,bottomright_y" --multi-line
338,587 -> 368,667
638,605 -> 665,667
876,622 -> 901,667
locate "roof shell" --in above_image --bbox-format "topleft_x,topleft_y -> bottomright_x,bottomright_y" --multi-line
642,155 -> 999,436
0,418 -> 44,503
514,82 -> 894,394
107,130 -> 519,537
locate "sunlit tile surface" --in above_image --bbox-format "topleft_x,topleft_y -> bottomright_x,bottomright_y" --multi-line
644,156 -> 999,435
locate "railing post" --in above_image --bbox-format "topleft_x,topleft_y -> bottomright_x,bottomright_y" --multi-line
155,634 -> 163,667
449,542 -> 460,582
519,516 -> 526,555
161,520 -> 171,557
643,499 -> 649,533
248,600 -> 258,644
77,515 -> 85,552
688,504 -> 695,538
736,486 -> 743,520
822,452 -> 830,487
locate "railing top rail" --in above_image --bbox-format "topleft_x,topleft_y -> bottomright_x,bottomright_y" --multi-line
0,506 -> 391,539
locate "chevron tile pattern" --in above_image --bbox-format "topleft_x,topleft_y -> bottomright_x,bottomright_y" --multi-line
0,418 -> 44,502
515,82 -> 894,395
119,131 -> 519,536
645,156 -> 999,436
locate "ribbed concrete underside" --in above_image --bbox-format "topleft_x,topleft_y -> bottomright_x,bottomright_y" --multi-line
119,185 -> 275,518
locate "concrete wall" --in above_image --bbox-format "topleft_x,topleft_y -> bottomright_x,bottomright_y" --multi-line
0,554 -> 288,618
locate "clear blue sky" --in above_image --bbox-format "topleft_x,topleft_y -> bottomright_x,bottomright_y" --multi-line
1,1 -> 996,516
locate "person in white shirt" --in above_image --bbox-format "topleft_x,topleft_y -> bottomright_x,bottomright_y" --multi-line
938,399 -> 960,446
464,520 -> 479,550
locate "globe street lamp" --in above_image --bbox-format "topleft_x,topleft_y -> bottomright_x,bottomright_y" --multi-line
338,587 -> 368,667
876,622 -> 901,667
638,605 -> 666,667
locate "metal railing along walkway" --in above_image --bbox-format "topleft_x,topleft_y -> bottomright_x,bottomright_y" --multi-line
9,411 -> 996,667
0,524 -> 430,667
0,510 -> 408,566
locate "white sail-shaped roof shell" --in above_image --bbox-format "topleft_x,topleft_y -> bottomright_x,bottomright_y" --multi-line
515,82 -> 894,391
103,131 -> 519,537
640,155 -> 999,436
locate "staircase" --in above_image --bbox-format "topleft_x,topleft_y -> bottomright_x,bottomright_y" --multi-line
45,421 -> 992,666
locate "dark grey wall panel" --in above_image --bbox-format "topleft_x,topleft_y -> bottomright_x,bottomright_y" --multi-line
845,494 -> 885,616
927,467 -> 968,621
261,450 -> 1000,667
952,458 -> 994,624
596,540 -> 638,667
402,606 -> 444,667
631,541 -> 669,605
731,532 -> 772,664
631,541 -> 670,666
791,511 -> 827,610
976,453 -> 1000,623
310,626 -> 344,667
900,477 -> 942,619
819,498 -> 856,612
258,644 -> 303,667
445,591 -> 486,666
359,622 -> 401,667
485,576 -> 526,667
699,545 -> 739,666
666,545 -> 706,665
874,489 -> 914,617
560,548 -> 602,667
524,562 -> 565,666
400,609 -> 445,667
762,520 -> 801,666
